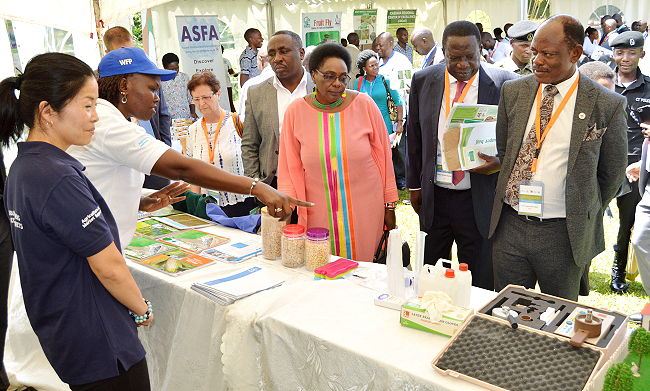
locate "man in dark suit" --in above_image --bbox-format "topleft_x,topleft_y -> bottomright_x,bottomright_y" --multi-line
489,15 -> 628,300
406,20 -> 517,290
410,27 -> 444,69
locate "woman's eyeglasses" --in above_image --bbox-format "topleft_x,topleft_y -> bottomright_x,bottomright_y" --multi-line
192,93 -> 216,103
315,69 -> 351,85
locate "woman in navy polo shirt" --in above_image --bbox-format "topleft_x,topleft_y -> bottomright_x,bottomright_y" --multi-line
0,54 -> 153,390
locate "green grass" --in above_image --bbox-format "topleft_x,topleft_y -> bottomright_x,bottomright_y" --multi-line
623,350 -> 650,390
395,189 -> 648,315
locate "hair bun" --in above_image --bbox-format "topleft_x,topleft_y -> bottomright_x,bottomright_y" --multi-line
14,74 -> 23,90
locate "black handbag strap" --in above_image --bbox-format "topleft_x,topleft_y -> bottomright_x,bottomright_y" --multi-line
373,229 -> 390,261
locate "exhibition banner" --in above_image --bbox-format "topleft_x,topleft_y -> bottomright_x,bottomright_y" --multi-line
353,10 -> 377,45
302,12 -> 342,47
385,10 -> 417,37
175,15 -> 229,109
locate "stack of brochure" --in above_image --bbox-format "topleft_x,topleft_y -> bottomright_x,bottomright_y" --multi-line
191,266 -> 287,305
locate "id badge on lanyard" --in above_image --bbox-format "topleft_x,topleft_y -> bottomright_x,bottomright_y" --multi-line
518,180 -> 544,217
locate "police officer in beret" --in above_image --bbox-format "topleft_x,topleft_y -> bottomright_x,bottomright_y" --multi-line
494,20 -> 539,75
609,30 -> 650,293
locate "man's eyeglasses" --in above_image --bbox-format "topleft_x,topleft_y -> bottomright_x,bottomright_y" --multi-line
192,93 -> 215,103
315,69 -> 351,85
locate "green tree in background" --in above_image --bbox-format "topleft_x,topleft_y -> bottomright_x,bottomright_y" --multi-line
603,362 -> 634,391
629,328 -> 650,367
132,13 -> 143,47
528,0 -> 551,21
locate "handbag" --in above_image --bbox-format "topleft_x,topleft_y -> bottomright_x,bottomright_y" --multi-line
373,229 -> 410,267
381,75 -> 399,123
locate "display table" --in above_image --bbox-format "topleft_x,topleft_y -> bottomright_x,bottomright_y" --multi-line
4,222 -> 496,391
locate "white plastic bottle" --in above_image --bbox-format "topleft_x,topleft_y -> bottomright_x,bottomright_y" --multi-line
456,263 -> 472,307
439,268 -> 459,304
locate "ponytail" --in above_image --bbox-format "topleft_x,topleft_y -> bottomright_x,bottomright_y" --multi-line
0,75 -> 24,146
0,53 -> 95,147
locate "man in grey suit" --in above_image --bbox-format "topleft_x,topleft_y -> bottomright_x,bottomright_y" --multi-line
407,21 -> 517,290
241,30 -> 314,188
631,104 -> 650,295
489,15 -> 628,300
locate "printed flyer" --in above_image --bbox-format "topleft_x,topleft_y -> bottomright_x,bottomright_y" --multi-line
353,10 -> 377,45
302,12 -> 342,47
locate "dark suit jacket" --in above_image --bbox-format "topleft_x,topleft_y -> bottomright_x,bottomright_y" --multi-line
406,63 -> 518,237
489,74 -> 628,268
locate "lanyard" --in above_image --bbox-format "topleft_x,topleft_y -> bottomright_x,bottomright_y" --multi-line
422,46 -> 436,69
202,110 -> 225,165
379,52 -> 394,67
444,68 -> 478,118
488,41 -> 498,60
531,74 -> 581,172
364,77 -> 376,95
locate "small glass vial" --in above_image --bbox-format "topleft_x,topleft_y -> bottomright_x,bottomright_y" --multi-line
281,224 -> 306,268
305,227 -> 330,271
261,207 -> 286,260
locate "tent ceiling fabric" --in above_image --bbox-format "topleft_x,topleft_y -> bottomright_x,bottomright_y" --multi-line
0,0 -> 95,35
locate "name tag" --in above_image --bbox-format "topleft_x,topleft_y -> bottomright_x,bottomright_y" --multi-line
436,165 -> 452,185
518,180 -> 544,217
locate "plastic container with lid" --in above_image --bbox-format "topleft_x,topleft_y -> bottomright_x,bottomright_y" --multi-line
438,268 -> 459,304
281,224 -> 306,268
456,263 -> 472,307
314,258 -> 359,279
305,227 -> 330,270
261,206 -> 287,260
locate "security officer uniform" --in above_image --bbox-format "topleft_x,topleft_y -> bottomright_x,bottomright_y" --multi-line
610,31 -> 650,292
494,20 -> 538,76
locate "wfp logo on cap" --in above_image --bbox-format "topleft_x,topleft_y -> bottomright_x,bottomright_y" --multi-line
119,58 -> 133,66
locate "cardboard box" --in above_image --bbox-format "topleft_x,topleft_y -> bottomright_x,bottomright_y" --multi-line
400,296 -> 473,337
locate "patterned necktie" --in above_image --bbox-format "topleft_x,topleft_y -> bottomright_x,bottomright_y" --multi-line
452,81 -> 467,185
505,85 -> 559,206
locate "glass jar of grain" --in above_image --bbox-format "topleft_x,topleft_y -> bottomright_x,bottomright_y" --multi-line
261,207 -> 286,260
281,224 -> 306,268
305,227 -> 330,270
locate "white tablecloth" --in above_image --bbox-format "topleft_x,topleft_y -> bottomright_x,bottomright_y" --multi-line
4,222 -> 497,391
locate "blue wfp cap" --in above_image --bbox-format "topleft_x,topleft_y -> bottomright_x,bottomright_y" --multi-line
98,47 -> 176,81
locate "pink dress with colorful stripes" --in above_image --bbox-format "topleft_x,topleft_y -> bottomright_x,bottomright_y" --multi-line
278,93 -> 398,262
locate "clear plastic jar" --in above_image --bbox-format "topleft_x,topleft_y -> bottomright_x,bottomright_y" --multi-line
281,224 -> 306,268
305,227 -> 330,271
261,207 -> 286,260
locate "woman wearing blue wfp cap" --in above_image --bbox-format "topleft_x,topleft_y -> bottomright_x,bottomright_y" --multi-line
68,47 -> 312,248
0,53 -> 152,389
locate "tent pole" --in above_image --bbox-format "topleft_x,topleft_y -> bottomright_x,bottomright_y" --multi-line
94,0 -> 105,57
442,0 -> 447,27
266,0 -> 275,38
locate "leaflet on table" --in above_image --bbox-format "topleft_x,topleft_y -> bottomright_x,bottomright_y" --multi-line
457,122 -> 497,170
124,236 -> 217,277
137,205 -> 183,220
157,229 -> 230,252
152,213 -> 213,230
440,103 -> 498,171
200,237 -> 262,264
135,218 -> 179,237
191,266 -> 287,305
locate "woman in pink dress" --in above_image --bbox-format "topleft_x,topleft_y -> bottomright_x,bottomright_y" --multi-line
278,42 -> 398,262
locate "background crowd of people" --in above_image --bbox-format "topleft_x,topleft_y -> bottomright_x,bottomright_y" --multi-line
2,9 -> 650,390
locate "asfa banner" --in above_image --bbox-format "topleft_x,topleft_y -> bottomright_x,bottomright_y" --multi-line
176,15 -> 229,109
302,13 -> 342,47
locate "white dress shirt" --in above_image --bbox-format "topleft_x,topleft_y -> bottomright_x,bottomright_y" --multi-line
435,69 -> 480,190
491,39 -> 512,63
274,69 -> 309,133
238,65 -> 274,121
519,69 -> 579,218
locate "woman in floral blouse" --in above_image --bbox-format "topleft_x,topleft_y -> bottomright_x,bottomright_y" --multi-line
161,52 -> 197,120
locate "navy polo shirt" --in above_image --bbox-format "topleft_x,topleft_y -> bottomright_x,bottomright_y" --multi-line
4,142 -> 145,385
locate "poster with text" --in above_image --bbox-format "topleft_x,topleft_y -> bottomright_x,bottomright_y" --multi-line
386,10 -> 417,37
175,15 -> 229,109
302,13 -> 342,47
353,10 -> 377,45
